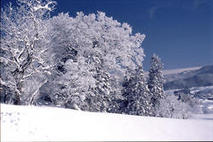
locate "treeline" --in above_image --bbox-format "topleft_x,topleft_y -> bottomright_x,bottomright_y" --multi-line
0,0 -> 196,118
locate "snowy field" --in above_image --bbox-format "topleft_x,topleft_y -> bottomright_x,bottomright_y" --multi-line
1,104 -> 213,141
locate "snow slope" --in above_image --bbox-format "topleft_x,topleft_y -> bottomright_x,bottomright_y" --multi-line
1,104 -> 213,141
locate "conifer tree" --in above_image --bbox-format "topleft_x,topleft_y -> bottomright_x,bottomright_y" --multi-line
148,54 -> 165,115
123,67 -> 152,116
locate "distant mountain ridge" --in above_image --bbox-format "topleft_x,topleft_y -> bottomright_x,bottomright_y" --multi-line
163,66 -> 201,76
164,65 -> 213,90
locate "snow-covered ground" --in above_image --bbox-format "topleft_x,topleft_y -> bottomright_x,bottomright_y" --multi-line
190,85 -> 213,94
1,104 -> 213,141
199,99 -> 213,114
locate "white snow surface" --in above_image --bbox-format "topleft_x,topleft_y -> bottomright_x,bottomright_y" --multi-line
1,104 -> 213,141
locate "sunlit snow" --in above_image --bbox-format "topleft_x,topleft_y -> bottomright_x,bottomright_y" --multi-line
1,104 -> 213,141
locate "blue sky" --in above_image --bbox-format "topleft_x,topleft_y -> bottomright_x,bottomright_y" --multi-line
2,0 -> 213,70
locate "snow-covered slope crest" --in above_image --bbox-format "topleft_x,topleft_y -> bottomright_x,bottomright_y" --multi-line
1,104 -> 213,141
163,66 -> 201,75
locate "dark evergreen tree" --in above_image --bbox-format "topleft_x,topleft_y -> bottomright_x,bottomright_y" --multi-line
122,67 -> 152,116
87,52 -> 113,112
148,54 -> 165,115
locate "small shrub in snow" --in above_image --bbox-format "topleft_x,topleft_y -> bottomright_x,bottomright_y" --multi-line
156,95 -> 191,119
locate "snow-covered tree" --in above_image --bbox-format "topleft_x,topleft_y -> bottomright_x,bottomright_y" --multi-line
1,0 -> 147,114
156,95 -> 191,119
122,66 -> 152,116
148,54 -> 165,114
174,88 -> 200,114
0,0 -> 56,105
54,57 -> 96,110
45,12 -> 145,112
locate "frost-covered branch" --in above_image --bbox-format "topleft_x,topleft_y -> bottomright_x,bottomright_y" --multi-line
1,0 -> 56,105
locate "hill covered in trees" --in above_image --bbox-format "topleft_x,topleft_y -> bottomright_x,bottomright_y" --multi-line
164,65 -> 213,90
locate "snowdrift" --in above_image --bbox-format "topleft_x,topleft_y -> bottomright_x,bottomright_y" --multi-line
1,104 -> 213,141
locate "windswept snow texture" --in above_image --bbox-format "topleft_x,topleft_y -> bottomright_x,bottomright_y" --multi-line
1,104 -> 213,141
